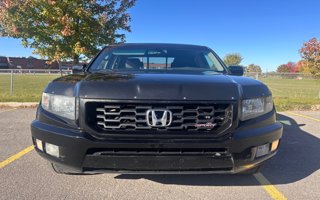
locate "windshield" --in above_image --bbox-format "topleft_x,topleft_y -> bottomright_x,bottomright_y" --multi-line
88,47 -> 226,73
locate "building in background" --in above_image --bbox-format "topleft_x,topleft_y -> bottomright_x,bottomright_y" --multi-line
0,56 -> 78,69
0,57 -> 9,69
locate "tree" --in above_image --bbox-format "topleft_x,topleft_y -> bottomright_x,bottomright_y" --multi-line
299,37 -> 320,77
246,64 -> 262,73
0,0 -> 136,65
223,53 -> 243,66
276,62 -> 296,73
277,64 -> 290,73
287,62 -> 297,73
295,60 -> 310,73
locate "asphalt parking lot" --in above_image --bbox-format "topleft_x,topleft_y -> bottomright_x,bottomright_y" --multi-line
0,108 -> 319,200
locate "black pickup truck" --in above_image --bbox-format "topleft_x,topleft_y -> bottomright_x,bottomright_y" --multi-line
31,43 -> 283,174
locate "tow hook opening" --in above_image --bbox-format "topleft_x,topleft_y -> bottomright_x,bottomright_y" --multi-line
255,139 -> 279,158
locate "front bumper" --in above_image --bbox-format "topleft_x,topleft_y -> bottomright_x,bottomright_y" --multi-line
31,110 -> 283,174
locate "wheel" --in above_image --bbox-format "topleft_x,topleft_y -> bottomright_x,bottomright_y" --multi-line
240,164 -> 263,174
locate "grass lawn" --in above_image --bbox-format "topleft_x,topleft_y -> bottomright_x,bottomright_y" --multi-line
0,74 -> 60,102
0,74 -> 319,111
260,77 -> 320,111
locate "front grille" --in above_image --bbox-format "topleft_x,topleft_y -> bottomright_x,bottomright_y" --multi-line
83,147 -> 233,172
85,102 -> 233,134
87,148 -> 228,156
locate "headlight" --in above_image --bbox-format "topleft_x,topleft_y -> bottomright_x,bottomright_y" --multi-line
241,96 -> 273,121
41,93 -> 76,120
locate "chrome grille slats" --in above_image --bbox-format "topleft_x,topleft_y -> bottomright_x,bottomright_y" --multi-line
87,102 -> 233,134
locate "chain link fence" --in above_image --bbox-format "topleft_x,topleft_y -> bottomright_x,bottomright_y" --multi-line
245,72 -> 320,110
0,69 -> 71,102
244,72 -> 317,80
0,70 -> 319,102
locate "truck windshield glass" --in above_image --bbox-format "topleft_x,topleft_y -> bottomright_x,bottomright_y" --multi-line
89,48 -> 226,72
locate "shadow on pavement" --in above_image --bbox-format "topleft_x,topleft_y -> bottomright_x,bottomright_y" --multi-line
115,113 -> 320,186
261,113 -> 320,185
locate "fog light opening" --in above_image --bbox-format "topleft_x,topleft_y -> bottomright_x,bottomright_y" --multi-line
271,139 -> 280,152
35,139 -> 43,151
45,143 -> 60,158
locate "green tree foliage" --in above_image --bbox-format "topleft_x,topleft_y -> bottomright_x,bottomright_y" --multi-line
277,64 -> 291,73
246,64 -> 262,73
0,0 -> 136,64
299,37 -> 320,77
223,53 -> 243,66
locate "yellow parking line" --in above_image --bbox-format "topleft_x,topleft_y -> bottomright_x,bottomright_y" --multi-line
0,145 -> 34,169
0,108 -> 17,114
254,173 -> 287,200
286,111 -> 320,122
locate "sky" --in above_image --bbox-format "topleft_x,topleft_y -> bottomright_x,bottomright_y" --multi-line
0,0 -> 319,72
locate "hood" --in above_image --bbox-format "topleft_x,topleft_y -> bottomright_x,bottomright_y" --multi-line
45,71 -> 271,101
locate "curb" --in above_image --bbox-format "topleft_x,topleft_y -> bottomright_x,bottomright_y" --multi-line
0,102 -> 38,108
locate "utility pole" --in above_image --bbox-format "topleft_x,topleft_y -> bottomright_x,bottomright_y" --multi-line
10,69 -> 13,95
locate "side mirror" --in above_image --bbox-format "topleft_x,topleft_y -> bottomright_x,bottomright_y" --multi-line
72,64 -> 86,74
228,65 -> 244,76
